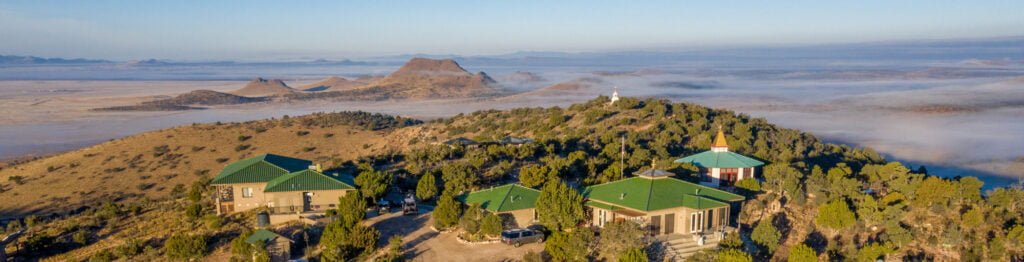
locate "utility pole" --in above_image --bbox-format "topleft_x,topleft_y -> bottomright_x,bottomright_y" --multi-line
620,135 -> 625,178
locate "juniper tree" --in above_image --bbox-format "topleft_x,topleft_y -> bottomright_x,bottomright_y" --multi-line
416,172 -> 438,201
433,191 -> 462,230
536,180 -> 585,231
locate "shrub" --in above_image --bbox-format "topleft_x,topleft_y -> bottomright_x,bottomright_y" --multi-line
88,249 -> 115,262
72,229 -> 90,245
235,144 -> 251,151
152,145 -> 170,157
185,202 -> 203,220
787,244 -> 817,262
751,217 -> 781,252
816,200 -> 856,230
238,135 -> 252,142
545,230 -> 593,262
480,213 -> 502,237
416,173 -> 438,201
297,130 -> 310,136
433,192 -> 462,230
203,215 -> 223,230
8,175 -> 25,185
522,251 -> 543,262
716,249 -> 752,262
216,157 -> 230,163
617,247 -> 648,262
163,233 -> 207,259
115,238 -> 143,258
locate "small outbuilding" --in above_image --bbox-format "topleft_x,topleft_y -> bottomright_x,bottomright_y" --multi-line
458,184 -> 540,228
246,229 -> 293,262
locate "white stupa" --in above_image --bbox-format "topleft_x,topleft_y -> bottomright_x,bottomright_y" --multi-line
609,86 -> 620,105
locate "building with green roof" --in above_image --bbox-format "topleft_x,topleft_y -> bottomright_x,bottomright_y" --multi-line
457,184 -> 540,227
245,229 -> 292,261
211,153 -> 356,216
674,127 -> 764,187
583,166 -> 744,236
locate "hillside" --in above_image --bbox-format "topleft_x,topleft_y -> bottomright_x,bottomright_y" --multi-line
0,112 -> 423,216
91,90 -> 269,111
300,76 -> 367,92
3,97 -> 1023,261
229,77 -> 296,97
150,90 -> 269,106
287,58 -> 500,100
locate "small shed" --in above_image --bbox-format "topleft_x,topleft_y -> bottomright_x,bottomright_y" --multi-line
458,184 -> 540,228
246,229 -> 293,262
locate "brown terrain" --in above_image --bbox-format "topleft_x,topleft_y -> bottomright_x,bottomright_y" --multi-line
300,76 -> 368,92
230,77 -> 296,97
499,71 -> 545,85
351,58 -> 499,99
92,90 -> 269,111
0,114 -> 436,217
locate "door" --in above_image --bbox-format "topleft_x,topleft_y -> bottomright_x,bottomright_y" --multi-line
650,215 -> 662,236
690,211 -> 704,233
663,213 -> 675,235
303,192 -> 313,212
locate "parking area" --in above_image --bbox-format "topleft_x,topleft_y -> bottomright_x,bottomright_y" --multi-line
366,206 -> 544,262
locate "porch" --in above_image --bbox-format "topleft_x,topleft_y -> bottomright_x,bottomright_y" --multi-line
655,227 -> 737,261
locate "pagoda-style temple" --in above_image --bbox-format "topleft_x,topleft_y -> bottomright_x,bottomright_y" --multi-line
675,127 -> 764,187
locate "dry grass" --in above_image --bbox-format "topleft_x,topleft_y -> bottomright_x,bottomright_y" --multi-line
0,118 -> 438,218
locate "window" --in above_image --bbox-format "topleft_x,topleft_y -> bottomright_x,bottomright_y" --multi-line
241,187 -> 253,198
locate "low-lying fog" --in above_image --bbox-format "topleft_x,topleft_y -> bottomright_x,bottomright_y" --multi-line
2,39 -> 1023,189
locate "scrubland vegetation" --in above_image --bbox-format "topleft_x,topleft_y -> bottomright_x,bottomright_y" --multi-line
2,97 -> 1023,261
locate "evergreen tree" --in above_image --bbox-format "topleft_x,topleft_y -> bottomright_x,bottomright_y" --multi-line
480,212 -> 502,237
433,191 -> 462,230
416,173 -> 438,201
163,233 -> 207,260
751,217 -> 781,253
787,244 -> 817,262
715,248 -> 752,262
598,221 -> 646,260
617,247 -> 648,262
536,180 -> 585,231
338,191 -> 367,228
816,199 -> 856,230
355,168 -> 392,203
545,230 -> 592,262
519,164 -> 556,188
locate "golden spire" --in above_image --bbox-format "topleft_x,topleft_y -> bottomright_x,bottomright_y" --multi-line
712,125 -> 729,148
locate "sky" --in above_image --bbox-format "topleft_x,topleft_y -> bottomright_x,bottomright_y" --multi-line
1,1 -> 1023,61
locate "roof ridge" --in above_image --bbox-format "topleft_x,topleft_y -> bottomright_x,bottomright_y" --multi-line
495,184 -> 515,211
644,177 -> 655,211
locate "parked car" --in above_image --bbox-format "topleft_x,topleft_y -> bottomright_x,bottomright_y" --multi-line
501,228 -> 544,247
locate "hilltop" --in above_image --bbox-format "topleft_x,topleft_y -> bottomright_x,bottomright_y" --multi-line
92,90 -> 269,111
287,58 -> 500,100
300,76 -> 367,92
230,77 -> 296,97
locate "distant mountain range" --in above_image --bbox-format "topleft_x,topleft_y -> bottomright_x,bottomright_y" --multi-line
7,35 -> 1023,67
0,55 -> 112,65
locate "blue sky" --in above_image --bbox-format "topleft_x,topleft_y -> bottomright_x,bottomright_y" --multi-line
1,1 -> 1022,60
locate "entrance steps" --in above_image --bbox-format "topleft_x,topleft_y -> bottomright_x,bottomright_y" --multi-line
661,234 -> 721,261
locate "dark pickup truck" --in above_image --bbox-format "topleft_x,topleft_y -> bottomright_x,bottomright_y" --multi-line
500,228 -> 544,247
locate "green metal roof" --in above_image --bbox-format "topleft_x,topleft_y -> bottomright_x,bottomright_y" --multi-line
458,184 -> 540,212
674,150 -> 764,168
586,201 -> 619,210
245,229 -> 289,245
263,169 -> 356,192
211,154 -> 312,184
583,176 -> 744,211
